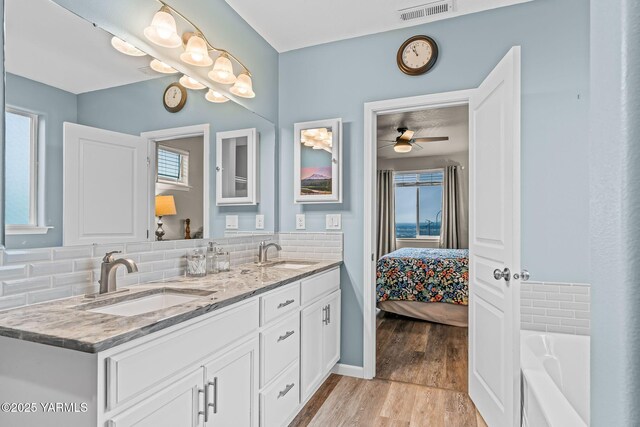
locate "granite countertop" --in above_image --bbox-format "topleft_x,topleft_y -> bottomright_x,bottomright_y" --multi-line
0,259 -> 341,353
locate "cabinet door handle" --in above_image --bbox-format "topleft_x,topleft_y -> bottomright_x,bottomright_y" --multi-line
277,299 -> 295,309
278,330 -> 295,342
322,305 -> 327,325
198,386 -> 208,422
327,304 -> 331,324
277,383 -> 295,399
207,378 -> 218,415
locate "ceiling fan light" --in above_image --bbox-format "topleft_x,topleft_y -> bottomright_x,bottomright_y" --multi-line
144,8 -> 182,48
229,73 -> 255,98
179,75 -> 206,90
208,54 -> 237,84
180,34 -> 213,67
111,36 -> 146,56
205,89 -> 230,103
150,59 -> 178,74
393,140 -> 413,153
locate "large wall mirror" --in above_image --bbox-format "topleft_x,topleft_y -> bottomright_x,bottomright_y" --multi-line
3,0 -> 277,249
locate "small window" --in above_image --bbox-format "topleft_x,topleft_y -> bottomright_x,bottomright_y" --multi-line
394,170 -> 443,239
5,109 -> 38,226
157,145 -> 189,187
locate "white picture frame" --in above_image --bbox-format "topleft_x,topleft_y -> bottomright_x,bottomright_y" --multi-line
294,118 -> 343,204
216,128 -> 259,206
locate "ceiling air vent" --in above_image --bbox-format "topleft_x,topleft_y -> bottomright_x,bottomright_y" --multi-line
399,0 -> 454,22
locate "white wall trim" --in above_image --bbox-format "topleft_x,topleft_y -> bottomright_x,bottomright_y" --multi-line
141,124 -> 211,241
331,363 -> 365,378
362,89 -> 474,380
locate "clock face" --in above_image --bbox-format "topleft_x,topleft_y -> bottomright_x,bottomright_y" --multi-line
397,36 -> 438,76
163,83 -> 187,112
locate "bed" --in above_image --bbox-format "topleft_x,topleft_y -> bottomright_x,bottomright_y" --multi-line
376,248 -> 469,327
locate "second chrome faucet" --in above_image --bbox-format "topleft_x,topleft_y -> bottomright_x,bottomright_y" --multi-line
258,241 -> 282,265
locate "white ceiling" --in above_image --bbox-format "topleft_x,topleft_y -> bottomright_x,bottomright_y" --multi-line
5,0 -> 158,95
377,105 -> 468,159
225,0 -> 533,52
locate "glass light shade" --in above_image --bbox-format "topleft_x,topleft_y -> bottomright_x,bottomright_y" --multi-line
205,89 -> 229,103
180,35 -> 213,67
111,37 -> 146,57
144,10 -> 182,48
150,59 -> 178,74
393,140 -> 413,153
208,55 -> 237,84
229,73 -> 255,98
179,75 -> 206,90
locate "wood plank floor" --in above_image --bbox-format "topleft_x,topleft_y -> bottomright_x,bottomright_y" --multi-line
290,313 -> 487,427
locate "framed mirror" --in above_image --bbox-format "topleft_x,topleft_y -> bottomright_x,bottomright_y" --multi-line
293,118 -> 342,204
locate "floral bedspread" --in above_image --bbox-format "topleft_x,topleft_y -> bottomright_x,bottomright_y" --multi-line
376,248 -> 469,306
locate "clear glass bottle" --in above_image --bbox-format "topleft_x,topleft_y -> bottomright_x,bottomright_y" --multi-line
215,248 -> 231,272
207,242 -> 218,274
187,249 -> 207,277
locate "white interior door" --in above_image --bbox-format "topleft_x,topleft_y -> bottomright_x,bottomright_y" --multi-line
63,122 -> 148,246
468,47 -> 521,427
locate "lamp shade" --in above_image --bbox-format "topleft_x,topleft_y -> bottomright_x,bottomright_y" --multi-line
208,54 -> 237,84
150,59 -> 178,74
111,37 -> 146,57
144,8 -> 182,48
179,75 -> 206,90
155,195 -> 177,216
393,140 -> 413,153
205,89 -> 230,103
180,34 -> 213,67
229,72 -> 255,98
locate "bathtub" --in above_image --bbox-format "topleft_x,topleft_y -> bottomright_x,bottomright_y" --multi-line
521,331 -> 590,427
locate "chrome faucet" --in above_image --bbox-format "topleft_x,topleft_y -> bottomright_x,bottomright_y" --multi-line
258,241 -> 282,264
98,251 -> 138,295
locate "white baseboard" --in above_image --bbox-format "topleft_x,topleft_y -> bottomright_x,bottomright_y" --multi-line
331,363 -> 365,378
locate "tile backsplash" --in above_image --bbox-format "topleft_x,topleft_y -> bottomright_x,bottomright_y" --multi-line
520,281 -> 591,336
0,232 -> 344,311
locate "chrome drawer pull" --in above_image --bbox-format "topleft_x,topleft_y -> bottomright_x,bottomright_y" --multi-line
277,330 -> 295,342
277,299 -> 295,309
198,387 -> 208,422
278,383 -> 295,399
207,378 -> 217,415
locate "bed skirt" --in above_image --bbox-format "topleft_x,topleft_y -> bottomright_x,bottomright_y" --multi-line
377,301 -> 468,327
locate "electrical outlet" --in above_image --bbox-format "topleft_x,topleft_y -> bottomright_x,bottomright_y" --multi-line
255,215 -> 265,230
326,214 -> 342,230
296,214 -> 306,230
225,215 -> 239,230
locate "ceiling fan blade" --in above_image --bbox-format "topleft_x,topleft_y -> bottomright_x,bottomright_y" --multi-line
412,143 -> 424,151
412,136 -> 449,143
377,142 -> 396,150
399,130 -> 415,141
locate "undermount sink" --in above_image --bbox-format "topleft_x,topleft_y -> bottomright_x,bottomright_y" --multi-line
86,291 -> 203,317
266,261 -> 318,270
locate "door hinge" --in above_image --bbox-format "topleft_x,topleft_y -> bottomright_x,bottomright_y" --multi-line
147,229 -> 149,239
371,253 -> 374,261
146,156 -> 150,166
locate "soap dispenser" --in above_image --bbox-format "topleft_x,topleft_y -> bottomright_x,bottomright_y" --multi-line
207,241 -> 218,274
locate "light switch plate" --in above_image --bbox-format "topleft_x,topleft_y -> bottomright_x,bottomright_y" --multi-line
226,215 -> 239,230
296,214 -> 306,230
255,215 -> 265,230
326,214 -> 342,230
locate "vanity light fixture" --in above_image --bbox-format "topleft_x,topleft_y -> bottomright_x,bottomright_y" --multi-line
230,72 -> 256,98
205,89 -> 230,103
144,6 -> 182,48
179,75 -> 206,90
110,37 -> 146,56
180,33 -> 213,67
150,59 -> 178,74
209,53 -> 237,84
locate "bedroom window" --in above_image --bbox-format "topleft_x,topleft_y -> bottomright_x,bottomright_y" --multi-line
394,170 -> 443,239
157,145 -> 189,187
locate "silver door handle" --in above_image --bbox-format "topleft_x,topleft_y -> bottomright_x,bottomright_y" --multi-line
327,304 -> 331,324
322,305 -> 327,325
207,378 -> 217,415
277,383 -> 295,399
513,270 -> 530,281
278,330 -> 295,342
198,386 -> 208,422
277,299 -> 295,309
493,268 -> 511,281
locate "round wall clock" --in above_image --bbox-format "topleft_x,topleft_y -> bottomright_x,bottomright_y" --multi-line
397,35 -> 439,76
163,82 -> 187,113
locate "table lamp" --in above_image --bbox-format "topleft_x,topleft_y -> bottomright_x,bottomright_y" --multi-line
155,195 -> 177,241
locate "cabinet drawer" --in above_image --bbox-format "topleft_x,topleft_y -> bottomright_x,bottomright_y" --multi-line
261,312 -> 300,387
261,283 -> 300,325
106,300 -> 259,410
301,268 -> 340,305
260,362 -> 299,427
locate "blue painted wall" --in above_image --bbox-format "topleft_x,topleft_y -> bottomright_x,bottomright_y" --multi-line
5,73 -> 78,249
278,0 -> 590,366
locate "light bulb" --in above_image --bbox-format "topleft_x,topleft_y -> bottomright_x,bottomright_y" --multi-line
208,54 -> 237,84
180,34 -> 213,67
179,75 -> 206,90
150,59 -> 178,74
111,37 -> 146,57
144,8 -> 182,48
205,89 -> 230,103
229,72 -> 256,98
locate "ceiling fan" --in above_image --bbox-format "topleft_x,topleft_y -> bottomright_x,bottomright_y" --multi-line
378,127 -> 449,153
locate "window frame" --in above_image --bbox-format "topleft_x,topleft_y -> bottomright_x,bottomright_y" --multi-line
4,107 -> 50,235
156,144 -> 190,189
393,168 -> 444,241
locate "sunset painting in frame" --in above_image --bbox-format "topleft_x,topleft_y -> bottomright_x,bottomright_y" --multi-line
300,127 -> 333,195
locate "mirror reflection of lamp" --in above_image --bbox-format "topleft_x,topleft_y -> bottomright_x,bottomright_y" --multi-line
155,195 -> 177,241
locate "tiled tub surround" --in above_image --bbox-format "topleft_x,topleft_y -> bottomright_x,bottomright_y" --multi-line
0,232 -> 344,311
0,259 -> 342,353
520,281 -> 591,335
